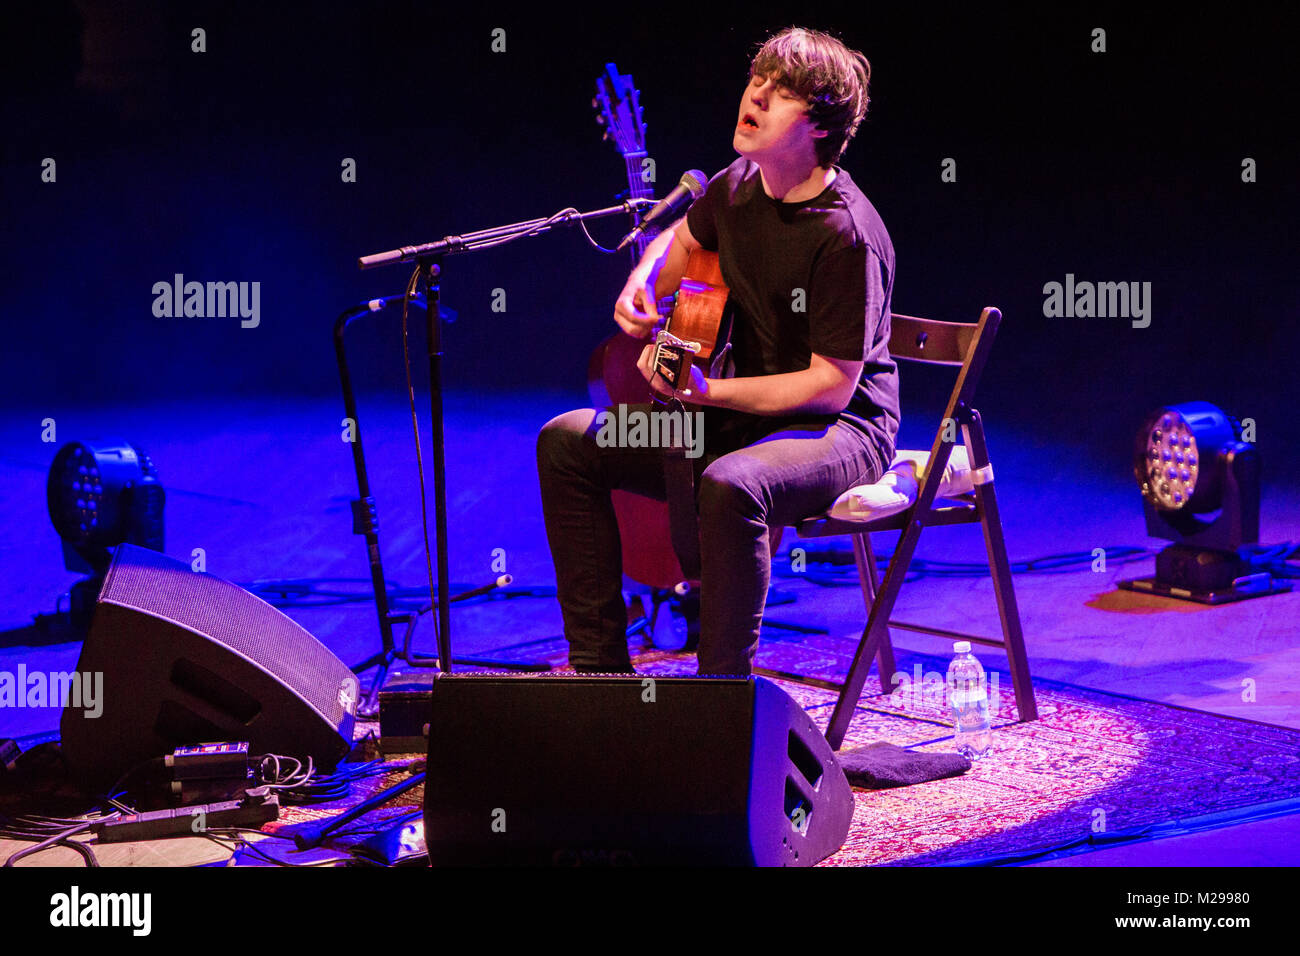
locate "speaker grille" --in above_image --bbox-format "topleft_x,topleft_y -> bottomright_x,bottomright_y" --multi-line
100,545 -> 353,725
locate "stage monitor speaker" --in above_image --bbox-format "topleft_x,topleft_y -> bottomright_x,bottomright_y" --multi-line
423,673 -> 854,866
60,544 -> 359,791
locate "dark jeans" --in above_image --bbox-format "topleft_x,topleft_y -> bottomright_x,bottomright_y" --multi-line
536,403 -> 889,675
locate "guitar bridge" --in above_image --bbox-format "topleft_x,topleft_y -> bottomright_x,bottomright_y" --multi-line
651,329 -> 702,397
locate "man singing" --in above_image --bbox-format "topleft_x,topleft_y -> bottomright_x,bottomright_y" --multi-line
537,26 -> 898,674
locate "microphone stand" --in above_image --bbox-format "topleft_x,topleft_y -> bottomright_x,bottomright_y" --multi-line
353,198 -> 653,706
336,296 -> 550,718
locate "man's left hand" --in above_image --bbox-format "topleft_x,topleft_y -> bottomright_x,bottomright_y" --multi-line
637,344 -> 711,404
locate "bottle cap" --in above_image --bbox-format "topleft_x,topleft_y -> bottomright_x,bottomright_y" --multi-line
953,641 -> 971,654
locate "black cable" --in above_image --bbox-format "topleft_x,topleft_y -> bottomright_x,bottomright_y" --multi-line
2,753 -> 404,866
772,545 -> 1160,587
230,524 -> 1296,605
101,755 -> 166,811
55,837 -> 100,867
2,821 -> 97,867
387,203 -> 640,662
250,753 -> 396,805
575,214 -> 625,253
776,541 -> 1300,586
1243,542 -> 1300,578
463,207 -> 593,253
199,830 -> 337,867
401,265 -> 440,655
240,576 -> 556,612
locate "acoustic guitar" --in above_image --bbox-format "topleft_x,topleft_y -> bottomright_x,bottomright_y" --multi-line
587,65 -> 732,592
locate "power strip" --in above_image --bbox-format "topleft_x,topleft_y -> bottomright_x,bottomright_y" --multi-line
94,792 -> 279,843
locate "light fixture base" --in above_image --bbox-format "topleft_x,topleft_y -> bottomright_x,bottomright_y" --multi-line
1120,544 -> 1291,604
1118,574 -> 1291,605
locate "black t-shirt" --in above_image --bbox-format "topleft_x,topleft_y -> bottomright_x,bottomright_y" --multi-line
685,157 -> 899,458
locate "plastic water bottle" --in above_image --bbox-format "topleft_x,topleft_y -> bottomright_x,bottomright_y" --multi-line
947,641 -> 991,759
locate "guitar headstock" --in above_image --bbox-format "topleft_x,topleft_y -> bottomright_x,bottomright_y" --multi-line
592,62 -> 646,157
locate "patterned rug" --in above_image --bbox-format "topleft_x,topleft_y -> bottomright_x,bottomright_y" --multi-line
267,642 -> 1300,867
626,644 -> 1300,866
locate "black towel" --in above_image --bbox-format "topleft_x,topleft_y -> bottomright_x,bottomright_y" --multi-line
837,742 -> 971,789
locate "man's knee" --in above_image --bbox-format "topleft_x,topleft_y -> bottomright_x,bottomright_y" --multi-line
536,408 -> 598,472
698,457 -> 765,519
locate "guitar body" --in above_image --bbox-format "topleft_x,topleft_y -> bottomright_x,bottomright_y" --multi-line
587,249 -> 731,590
587,334 -> 682,589
589,64 -> 733,600
659,248 -> 730,365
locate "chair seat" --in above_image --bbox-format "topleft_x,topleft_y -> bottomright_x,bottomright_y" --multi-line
797,496 -> 977,538
825,445 -> 975,522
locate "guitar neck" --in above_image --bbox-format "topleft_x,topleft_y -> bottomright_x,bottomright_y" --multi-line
623,153 -> 654,200
622,152 -> 656,262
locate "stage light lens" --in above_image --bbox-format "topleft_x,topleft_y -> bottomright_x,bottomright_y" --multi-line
1134,402 -> 1236,514
47,440 -> 164,573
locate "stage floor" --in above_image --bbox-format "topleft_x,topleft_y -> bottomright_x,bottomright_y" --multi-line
2,391 -> 1298,865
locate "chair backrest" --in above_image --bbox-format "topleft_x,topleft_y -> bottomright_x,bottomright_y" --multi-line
889,307 -> 1003,496
889,311 -> 990,367
888,307 -> 1000,408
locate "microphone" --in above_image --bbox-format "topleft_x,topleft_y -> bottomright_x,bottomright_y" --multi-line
615,169 -> 707,251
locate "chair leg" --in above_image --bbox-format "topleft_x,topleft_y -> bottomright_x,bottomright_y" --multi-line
826,522 -> 922,750
974,482 -> 1037,721
851,532 -> 895,684
964,414 -> 1037,721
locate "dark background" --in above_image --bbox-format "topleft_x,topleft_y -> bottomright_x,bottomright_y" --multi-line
3,1 -> 1296,473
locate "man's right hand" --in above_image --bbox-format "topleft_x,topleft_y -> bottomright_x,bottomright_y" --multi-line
613,275 -> 661,339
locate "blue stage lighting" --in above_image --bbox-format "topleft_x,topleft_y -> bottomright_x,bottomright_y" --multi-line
47,440 -> 164,576
1122,402 -> 1289,603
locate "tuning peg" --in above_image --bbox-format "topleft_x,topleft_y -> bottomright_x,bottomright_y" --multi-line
602,131 -> 610,141
591,97 -> 598,107
596,114 -> 605,124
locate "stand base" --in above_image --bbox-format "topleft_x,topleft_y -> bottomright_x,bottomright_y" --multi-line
353,645 -> 550,718
1118,543 -> 1292,604
1118,575 -> 1291,605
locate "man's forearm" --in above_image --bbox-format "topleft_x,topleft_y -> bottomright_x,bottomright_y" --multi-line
631,218 -> 689,300
701,368 -> 849,417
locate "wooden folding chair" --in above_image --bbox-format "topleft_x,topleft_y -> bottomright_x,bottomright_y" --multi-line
760,306 -> 1037,750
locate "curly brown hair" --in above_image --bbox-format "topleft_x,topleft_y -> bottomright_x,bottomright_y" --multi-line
750,27 -> 872,167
